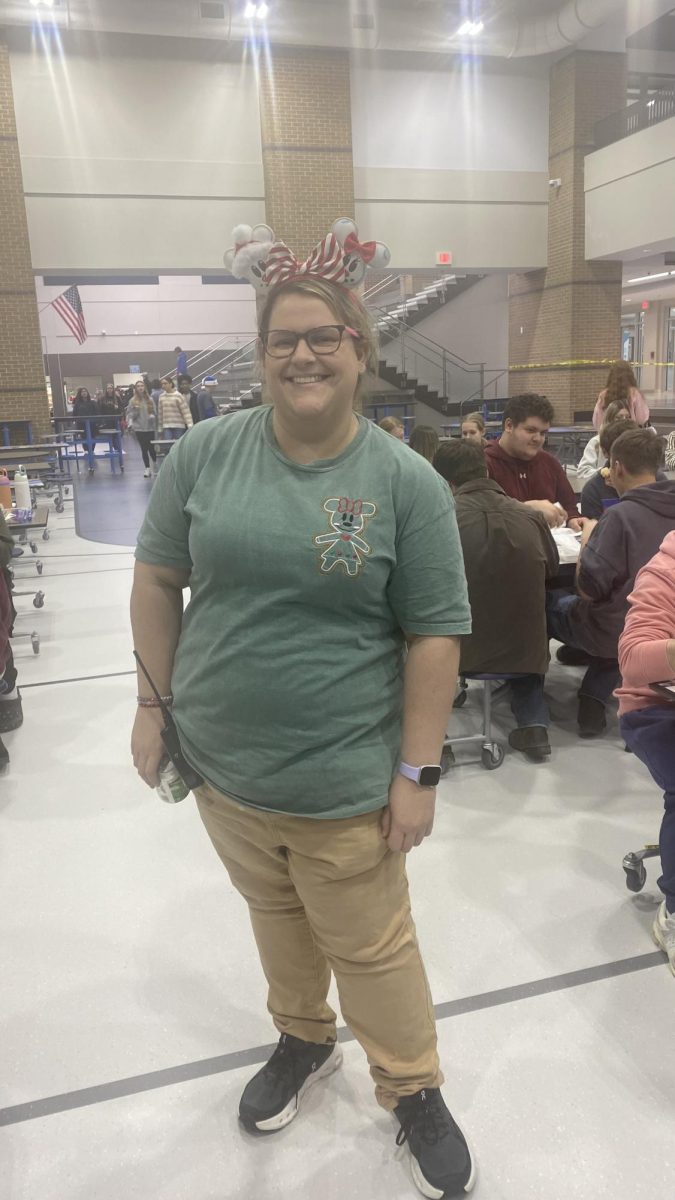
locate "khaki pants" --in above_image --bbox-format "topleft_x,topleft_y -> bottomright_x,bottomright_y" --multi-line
195,780 -> 443,1110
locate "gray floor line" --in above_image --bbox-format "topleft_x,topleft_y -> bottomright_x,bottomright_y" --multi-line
0,950 -> 664,1128
21,670 -> 136,689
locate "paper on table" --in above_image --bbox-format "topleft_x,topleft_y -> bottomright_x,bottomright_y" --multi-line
551,526 -> 581,564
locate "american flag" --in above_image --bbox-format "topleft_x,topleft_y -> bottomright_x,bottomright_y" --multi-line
52,285 -> 87,344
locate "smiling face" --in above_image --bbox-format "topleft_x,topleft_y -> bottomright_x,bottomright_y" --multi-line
501,415 -> 549,461
261,293 -> 365,425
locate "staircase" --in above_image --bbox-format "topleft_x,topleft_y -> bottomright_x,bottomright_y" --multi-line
367,310 -> 508,421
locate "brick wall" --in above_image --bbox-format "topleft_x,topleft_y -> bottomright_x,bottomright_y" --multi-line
0,42 -> 51,443
257,48 -> 354,259
509,52 -> 626,422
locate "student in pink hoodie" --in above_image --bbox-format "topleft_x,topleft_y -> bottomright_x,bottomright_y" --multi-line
617,530 -> 675,974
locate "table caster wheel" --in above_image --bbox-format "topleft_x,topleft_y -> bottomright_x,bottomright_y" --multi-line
622,853 -> 647,893
64,487 -> 71,496
36,561 -> 43,575
42,529 -> 50,541
30,540 -> 38,554
55,503 -> 64,514
31,632 -> 40,654
33,592 -> 45,609
481,743 -> 504,771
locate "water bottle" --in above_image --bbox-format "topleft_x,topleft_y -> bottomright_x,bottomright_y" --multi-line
156,758 -> 190,804
0,470 -> 11,511
13,466 -> 32,511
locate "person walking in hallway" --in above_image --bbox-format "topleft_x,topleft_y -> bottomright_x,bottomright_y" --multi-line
127,380 -> 158,476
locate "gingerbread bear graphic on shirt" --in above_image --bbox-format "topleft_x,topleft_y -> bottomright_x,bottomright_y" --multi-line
314,497 -> 377,577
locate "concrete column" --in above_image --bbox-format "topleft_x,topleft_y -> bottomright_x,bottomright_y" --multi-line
257,47 -> 354,259
509,51 -> 627,422
0,43 -> 51,442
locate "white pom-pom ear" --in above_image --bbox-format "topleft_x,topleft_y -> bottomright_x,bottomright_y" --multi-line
232,224 -> 253,247
252,223 -> 275,242
370,243 -> 391,269
332,217 -> 358,246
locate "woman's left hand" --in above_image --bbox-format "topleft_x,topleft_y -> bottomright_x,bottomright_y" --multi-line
380,773 -> 436,854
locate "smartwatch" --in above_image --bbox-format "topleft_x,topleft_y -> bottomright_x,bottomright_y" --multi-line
399,761 -> 442,788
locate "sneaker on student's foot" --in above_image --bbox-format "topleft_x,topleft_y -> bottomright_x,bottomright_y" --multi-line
0,689 -> 23,733
652,901 -> 675,977
395,1088 -> 476,1198
239,1033 -> 342,1133
143,468 -> 151,477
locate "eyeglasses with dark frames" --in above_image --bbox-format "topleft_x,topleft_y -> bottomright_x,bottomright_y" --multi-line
261,324 -> 360,358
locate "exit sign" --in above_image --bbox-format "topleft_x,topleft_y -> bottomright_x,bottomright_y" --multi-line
436,251 -> 452,265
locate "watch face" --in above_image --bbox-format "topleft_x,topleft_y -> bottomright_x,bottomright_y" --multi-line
419,765 -> 442,788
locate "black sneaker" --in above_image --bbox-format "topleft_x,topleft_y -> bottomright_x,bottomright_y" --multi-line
239,1034 -> 342,1134
395,1088 -> 475,1198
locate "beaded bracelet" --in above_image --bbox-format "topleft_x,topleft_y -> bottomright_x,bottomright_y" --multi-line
137,695 -> 173,709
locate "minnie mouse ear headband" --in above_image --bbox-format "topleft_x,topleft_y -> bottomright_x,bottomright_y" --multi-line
223,218 -> 391,295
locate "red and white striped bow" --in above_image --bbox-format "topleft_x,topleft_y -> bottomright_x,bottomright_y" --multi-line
265,233 -> 348,290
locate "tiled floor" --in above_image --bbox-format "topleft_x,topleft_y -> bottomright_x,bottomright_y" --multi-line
1,447 -> 673,1199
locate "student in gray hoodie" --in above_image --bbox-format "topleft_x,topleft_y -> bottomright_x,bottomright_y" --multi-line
547,429 -> 675,737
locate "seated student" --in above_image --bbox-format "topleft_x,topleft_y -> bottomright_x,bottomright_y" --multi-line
434,440 -> 559,761
409,424 -> 439,463
617,531 -> 675,974
460,412 -> 487,446
580,417 -> 639,518
581,418 -> 666,520
547,429 -> 675,737
485,394 -> 584,530
0,509 -> 23,769
575,402 -> 630,483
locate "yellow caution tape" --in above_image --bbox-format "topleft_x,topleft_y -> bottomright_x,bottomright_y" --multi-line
510,359 -> 675,370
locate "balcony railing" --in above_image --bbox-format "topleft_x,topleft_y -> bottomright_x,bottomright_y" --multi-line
595,88 -> 675,149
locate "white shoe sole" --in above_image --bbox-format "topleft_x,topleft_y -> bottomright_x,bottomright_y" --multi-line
651,910 -> 675,977
247,1044 -> 343,1133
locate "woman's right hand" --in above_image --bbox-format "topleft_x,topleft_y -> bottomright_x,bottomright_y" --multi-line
131,706 -> 165,787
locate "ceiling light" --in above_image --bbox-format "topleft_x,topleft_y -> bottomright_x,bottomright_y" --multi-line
458,19 -> 484,36
626,271 -> 670,284
244,3 -> 257,17
257,2 -> 269,16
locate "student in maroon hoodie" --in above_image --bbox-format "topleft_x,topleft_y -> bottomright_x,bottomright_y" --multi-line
485,394 -> 583,530
547,430 -> 675,738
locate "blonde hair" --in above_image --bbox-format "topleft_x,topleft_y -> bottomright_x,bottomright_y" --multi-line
130,381 -> 152,413
462,411 -> 485,434
379,416 -> 404,435
258,278 -> 379,411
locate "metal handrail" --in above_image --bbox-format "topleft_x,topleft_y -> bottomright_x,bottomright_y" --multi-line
363,274 -> 400,302
372,307 -> 486,373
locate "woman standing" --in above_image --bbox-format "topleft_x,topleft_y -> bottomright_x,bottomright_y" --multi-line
157,376 -> 192,440
131,234 -> 475,1197
127,380 -> 158,477
593,362 -> 650,430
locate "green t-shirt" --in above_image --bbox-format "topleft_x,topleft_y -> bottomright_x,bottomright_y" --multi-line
135,407 -> 471,818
